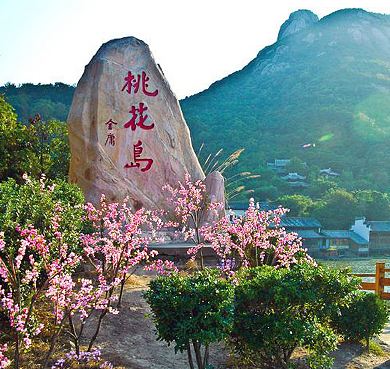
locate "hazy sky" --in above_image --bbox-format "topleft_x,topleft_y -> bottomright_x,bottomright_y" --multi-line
1,0 -> 389,99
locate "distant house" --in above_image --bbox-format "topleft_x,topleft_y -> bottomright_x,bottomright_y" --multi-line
222,210 -> 374,257
279,217 -> 324,255
279,217 -> 321,232
281,173 -> 306,181
226,201 -> 277,217
351,217 -> 390,254
319,168 -> 340,178
280,217 -> 368,257
281,173 -> 309,188
267,159 -> 291,174
321,230 -> 369,256
289,182 -> 310,188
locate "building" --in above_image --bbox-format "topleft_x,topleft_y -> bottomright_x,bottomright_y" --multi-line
280,173 -> 310,188
321,230 -> 369,256
266,159 -> 291,174
223,209 -> 376,257
319,168 -> 340,178
281,217 -> 369,257
226,201 -> 277,217
351,217 -> 390,254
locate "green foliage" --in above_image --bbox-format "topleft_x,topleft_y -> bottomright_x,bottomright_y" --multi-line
274,194 -> 314,216
0,95 -> 36,181
0,82 -> 75,122
143,269 -> 235,369
353,190 -> 390,221
181,10 -> 390,200
0,176 -> 85,252
230,264 -> 360,369
312,189 -> 359,229
26,116 -> 71,180
331,291 -> 390,349
0,95 -> 70,181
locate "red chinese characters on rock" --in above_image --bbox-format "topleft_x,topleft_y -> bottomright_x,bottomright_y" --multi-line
105,119 -> 118,130
119,70 -> 158,172
124,140 -> 153,172
121,71 -> 158,97
124,102 -> 154,131
105,133 -> 116,146
105,119 -> 118,146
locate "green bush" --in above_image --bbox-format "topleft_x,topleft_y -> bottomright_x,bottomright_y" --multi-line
230,264 -> 360,369
143,269 -> 235,369
0,175 -> 85,334
0,176 -> 84,250
331,291 -> 389,349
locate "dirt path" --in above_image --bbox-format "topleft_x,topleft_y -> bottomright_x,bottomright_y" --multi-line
84,272 -> 390,369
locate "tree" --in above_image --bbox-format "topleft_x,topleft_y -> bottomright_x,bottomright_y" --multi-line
144,270 -> 234,369
285,157 -> 307,175
353,190 -> 390,221
313,189 -> 359,229
0,96 -> 70,182
305,177 -> 339,199
0,95 -> 36,182
274,194 -> 314,216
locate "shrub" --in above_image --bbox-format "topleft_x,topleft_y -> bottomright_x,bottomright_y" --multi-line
202,198 -> 315,274
331,291 -> 389,349
230,264 -> 360,369
0,175 -> 85,252
144,269 -> 235,369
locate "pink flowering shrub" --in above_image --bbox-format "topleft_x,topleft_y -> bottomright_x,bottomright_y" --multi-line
0,176 -> 176,368
0,344 -> 10,368
77,194 -> 177,352
163,173 -> 222,269
201,198 -> 315,274
0,222 -> 82,368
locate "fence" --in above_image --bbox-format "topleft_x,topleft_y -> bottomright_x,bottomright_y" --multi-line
350,262 -> 390,300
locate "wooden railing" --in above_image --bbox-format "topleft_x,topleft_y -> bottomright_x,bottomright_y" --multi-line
350,262 -> 390,300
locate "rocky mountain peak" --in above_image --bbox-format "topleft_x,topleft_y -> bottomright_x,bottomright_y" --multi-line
277,10 -> 319,41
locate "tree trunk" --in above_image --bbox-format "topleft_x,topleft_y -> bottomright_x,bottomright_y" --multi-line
192,340 -> 203,369
187,342 -> 195,369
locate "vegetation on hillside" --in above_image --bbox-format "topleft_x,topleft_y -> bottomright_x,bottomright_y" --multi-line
181,9 -> 390,201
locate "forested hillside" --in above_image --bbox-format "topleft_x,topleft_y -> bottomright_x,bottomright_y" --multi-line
0,82 -> 74,122
181,8 -> 390,200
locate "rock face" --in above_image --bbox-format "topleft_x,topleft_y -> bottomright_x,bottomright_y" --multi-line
68,37 -> 209,215
277,10 -> 319,41
202,171 -> 225,226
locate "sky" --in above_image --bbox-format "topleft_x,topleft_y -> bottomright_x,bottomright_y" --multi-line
1,0 -> 390,99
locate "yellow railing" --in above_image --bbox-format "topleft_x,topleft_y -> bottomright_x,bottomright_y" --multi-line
350,262 -> 390,300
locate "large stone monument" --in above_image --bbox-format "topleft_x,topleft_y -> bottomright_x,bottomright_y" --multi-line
68,37 -> 224,219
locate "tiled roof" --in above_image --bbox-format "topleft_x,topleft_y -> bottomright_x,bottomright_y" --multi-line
321,230 -> 369,245
275,159 -> 290,166
295,230 -> 325,239
320,168 -> 340,176
281,173 -> 306,180
227,202 -> 277,211
280,217 -> 322,228
366,221 -> 390,232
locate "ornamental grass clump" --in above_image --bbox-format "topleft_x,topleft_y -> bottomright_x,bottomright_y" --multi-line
144,269 -> 235,369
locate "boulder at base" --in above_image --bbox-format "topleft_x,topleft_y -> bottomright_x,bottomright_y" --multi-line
68,36 -> 223,219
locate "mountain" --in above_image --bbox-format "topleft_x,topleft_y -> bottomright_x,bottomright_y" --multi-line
0,82 -> 75,122
180,9 -> 390,197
